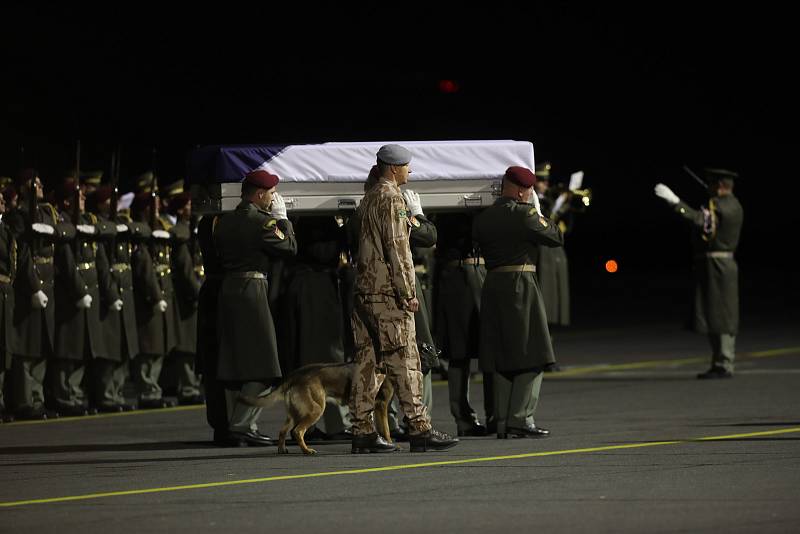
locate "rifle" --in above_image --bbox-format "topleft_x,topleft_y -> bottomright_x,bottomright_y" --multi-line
682,165 -> 708,189
150,147 -> 159,230
110,146 -> 120,219
73,140 -> 82,254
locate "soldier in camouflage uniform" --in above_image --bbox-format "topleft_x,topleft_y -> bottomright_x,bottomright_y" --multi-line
349,144 -> 458,453
473,166 -> 563,438
654,168 -> 744,379
214,170 -> 297,446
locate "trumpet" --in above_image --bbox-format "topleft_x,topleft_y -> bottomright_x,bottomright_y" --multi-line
570,188 -> 592,208
550,185 -> 592,211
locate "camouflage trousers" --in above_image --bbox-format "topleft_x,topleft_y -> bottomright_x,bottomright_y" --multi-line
349,294 -> 431,435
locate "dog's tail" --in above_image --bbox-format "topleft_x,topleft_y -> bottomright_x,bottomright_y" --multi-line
238,384 -> 286,408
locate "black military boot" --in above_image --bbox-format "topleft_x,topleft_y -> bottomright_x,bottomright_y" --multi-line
351,432 -> 400,454
409,428 -> 459,452
457,415 -> 488,437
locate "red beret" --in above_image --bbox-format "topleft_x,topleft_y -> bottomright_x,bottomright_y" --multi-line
132,192 -> 153,212
15,168 -> 38,189
93,185 -> 113,204
55,178 -> 80,202
504,166 -> 536,188
167,192 -> 192,214
244,170 -> 279,189
2,186 -> 17,202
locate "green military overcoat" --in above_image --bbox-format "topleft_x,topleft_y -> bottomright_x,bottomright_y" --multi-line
535,195 -> 570,326
473,197 -> 563,372
214,201 -> 297,382
170,220 -> 202,353
675,194 -> 743,335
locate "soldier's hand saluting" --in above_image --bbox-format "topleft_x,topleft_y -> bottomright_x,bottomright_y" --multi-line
654,183 -> 680,205
270,192 -> 288,220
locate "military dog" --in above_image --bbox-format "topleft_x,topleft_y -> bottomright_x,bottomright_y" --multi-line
241,343 -> 440,455
240,362 -> 394,455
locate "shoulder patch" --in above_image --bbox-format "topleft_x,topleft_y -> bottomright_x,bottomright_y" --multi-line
409,215 -> 421,228
397,208 -> 408,221
528,207 -> 538,216
264,218 -> 278,229
274,227 -> 285,240
539,216 -> 549,227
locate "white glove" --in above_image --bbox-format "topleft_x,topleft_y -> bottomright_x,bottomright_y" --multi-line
76,294 -> 93,309
76,224 -> 96,235
654,183 -> 680,205
116,224 -> 129,233
270,193 -> 288,220
156,300 -> 168,313
32,223 -> 54,235
402,189 -> 423,217
530,190 -> 542,214
31,290 -> 49,309
110,299 -> 123,312
152,229 -> 170,240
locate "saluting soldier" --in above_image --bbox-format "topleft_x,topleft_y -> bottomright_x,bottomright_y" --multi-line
434,212 -> 491,436
473,166 -> 563,438
1,189 -> 17,422
214,170 -> 297,446
349,144 -> 457,454
49,179 -> 107,416
5,170 -> 69,419
165,192 -> 203,404
654,168 -> 744,378
91,186 -> 136,411
196,211 -> 231,445
130,192 -> 175,409
533,162 -> 571,328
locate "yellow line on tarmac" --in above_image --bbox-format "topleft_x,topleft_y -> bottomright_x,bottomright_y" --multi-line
2,405 -> 203,427
2,426 -> 799,508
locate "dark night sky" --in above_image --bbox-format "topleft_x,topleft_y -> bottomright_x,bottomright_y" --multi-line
1,5 -> 797,307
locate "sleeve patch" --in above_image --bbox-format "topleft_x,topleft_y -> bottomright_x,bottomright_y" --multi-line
397,208 -> 408,221
264,218 -> 278,229
528,207 -> 538,216
274,227 -> 285,240
409,215 -> 421,228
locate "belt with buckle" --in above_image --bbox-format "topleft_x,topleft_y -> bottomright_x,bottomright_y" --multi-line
0,274 -> 11,284
33,256 -> 53,265
446,257 -> 485,268
111,263 -> 130,272
226,271 -> 265,279
77,262 -> 95,271
490,264 -> 536,273
699,251 -> 734,259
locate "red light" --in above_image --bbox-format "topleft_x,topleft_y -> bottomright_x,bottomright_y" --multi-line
605,260 -> 618,273
438,80 -> 459,93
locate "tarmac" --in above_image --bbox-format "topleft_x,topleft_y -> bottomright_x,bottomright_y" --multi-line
1,300 -> 799,533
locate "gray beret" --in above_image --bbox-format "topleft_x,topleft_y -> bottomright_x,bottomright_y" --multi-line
376,144 -> 412,166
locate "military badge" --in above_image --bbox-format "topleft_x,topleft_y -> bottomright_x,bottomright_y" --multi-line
397,208 -> 408,221
528,207 -> 538,216
264,218 -> 278,229
539,216 -> 548,227
274,227 -> 285,240
409,215 -> 421,228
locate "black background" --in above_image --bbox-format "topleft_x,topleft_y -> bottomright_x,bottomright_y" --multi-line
2,5 -> 797,322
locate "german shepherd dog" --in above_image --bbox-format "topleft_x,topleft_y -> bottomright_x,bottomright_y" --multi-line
241,362 -> 394,455
241,343 -> 439,455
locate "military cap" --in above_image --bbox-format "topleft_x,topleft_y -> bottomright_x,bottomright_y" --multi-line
162,178 -> 184,198
504,166 -> 536,188
376,144 -> 412,166
15,168 -> 39,189
131,191 -> 154,212
703,168 -> 739,181
136,172 -> 157,194
81,170 -> 103,186
167,191 -> 192,214
244,169 -> 279,189
535,161 -> 552,179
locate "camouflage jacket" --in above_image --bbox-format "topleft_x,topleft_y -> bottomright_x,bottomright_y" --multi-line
354,178 -> 416,301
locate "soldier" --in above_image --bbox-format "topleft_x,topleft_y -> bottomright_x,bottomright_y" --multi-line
1,190 -> 16,422
196,210 -> 231,445
533,162 -> 571,328
654,169 -> 744,379
90,186 -> 137,411
5,170 -> 67,420
130,192 -> 175,409
164,192 -> 203,404
434,212 -> 491,436
214,170 -> 297,446
473,166 -> 563,438
281,214 -> 351,440
49,179 -> 111,416
349,144 -> 457,453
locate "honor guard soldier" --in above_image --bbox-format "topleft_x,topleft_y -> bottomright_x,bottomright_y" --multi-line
654,169 -> 744,378
5,170 -> 70,419
214,170 -> 297,446
90,186 -> 137,411
130,191 -> 176,409
349,144 -> 457,453
473,166 -> 564,438
165,192 -> 203,404
1,189 -> 17,422
434,212 -> 492,436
